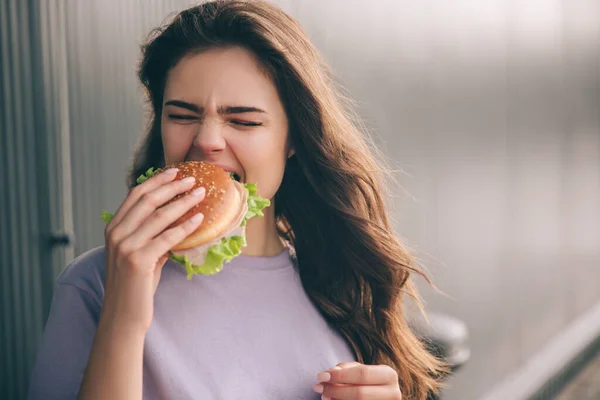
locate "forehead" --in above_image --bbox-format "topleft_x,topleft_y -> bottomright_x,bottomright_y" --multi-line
163,46 -> 278,106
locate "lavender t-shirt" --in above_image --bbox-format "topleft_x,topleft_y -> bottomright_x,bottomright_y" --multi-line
27,246 -> 356,400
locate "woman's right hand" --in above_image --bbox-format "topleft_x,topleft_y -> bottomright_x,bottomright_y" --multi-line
101,167 -> 206,333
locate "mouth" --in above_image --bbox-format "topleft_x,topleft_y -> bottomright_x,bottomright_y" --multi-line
230,172 -> 242,182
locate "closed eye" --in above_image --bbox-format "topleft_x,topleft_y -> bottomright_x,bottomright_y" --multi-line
169,114 -> 197,120
231,120 -> 262,127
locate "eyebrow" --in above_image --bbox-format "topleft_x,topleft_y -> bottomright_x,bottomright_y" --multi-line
164,100 -> 267,115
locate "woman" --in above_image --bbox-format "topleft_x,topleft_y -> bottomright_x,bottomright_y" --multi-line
28,1 -> 447,399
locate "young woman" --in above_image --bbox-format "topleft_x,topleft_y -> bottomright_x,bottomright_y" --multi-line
28,1 -> 446,399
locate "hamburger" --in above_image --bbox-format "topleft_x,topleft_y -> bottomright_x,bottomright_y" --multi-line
101,161 -> 270,279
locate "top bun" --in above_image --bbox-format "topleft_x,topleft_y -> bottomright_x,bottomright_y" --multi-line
156,161 -> 244,250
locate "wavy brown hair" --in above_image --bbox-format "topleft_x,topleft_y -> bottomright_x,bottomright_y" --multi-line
129,1 -> 448,398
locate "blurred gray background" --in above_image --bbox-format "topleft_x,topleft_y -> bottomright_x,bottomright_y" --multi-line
1,1 -> 599,399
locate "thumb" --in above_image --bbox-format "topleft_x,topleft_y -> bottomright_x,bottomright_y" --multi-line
157,252 -> 170,267
333,362 -> 362,370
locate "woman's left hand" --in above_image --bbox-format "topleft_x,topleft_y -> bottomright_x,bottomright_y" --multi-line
313,362 -> 402,400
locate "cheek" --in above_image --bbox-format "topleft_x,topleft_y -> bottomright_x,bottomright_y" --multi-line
161,122 -> 195,164
231,134 -> 288,199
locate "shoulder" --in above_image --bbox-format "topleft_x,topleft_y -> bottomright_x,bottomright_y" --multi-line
56,246 -> 107,301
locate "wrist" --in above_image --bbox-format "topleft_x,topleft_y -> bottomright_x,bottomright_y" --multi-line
98,307 -> 150,338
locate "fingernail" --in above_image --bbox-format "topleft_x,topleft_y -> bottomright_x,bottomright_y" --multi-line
190,213 -> 203,224
191,187 -> 205,197
164,168 -> 179,175
331,366 -> 342,370
322,396 -> 332,400
317,372 -> 331,382
313,383 -> 323,394
182,176 -> 195,184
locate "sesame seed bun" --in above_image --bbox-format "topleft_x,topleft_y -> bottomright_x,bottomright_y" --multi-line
155,161 -> 244,251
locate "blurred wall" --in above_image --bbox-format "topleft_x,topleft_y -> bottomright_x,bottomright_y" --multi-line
296,2 -> 599,399
1,1 -> 598,399
1,1 -> 78,398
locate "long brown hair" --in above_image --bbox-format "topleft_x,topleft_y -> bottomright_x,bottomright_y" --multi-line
130,1 -> 448,398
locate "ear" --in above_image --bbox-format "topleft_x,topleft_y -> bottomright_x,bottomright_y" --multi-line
287,147 -> 295,159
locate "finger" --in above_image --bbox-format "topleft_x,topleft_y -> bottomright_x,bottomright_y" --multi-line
326,364 -> 398,386
120,186 -> 206,251
139,211 -> 205,263
313,382 -> 351,400
109,176 -> 199,243
157,252 -> 170,266
319,383 -> 400,400
108,167 -> 179,229
334,362 -> 362,369
317,362 -> 361,384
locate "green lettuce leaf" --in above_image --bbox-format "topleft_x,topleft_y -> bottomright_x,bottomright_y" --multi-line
101,210 -> 114,224
241,183 -> 271,226
136,167 -> 158,185
169,235 -> 246,280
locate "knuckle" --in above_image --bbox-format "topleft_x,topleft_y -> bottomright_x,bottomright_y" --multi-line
105,229 -> 120,248
359,366 -> 371,382
385,365 -> 398,378
115,241 -> 133,259
124,251 -> 144,268
153,207 -> 170,222
339,369 -> 350,382
140,192 -> 160,208
129,185 -> 144,198
161,227 -> 184,244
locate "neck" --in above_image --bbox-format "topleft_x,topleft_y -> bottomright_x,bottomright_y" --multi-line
241,201 -> 285,257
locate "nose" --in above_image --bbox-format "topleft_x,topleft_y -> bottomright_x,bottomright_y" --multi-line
192,119 -> 226,154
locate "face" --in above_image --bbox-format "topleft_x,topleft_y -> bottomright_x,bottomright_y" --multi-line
161,46 -> 292,200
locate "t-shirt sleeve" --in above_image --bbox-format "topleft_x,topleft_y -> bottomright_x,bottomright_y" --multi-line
27,279 -> 102,400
